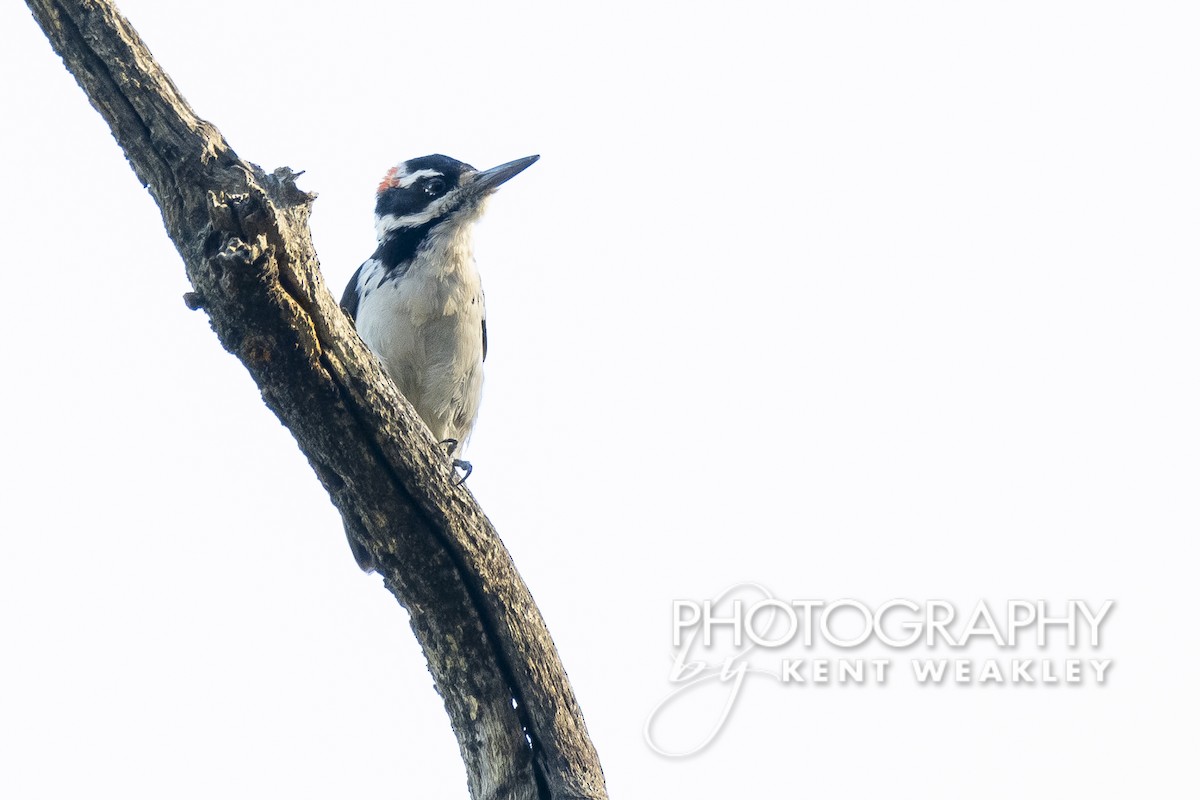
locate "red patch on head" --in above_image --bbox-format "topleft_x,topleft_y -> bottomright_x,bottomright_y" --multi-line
377,166 -> 401,194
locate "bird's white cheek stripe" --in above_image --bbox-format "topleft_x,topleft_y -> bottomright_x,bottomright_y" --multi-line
376,209 -> 437,237
374,192 -> 462,239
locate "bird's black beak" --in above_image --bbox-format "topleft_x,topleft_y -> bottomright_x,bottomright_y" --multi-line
471,155 -> 540,194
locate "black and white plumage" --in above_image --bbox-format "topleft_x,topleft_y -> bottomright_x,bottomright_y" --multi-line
341,153 -> 538,473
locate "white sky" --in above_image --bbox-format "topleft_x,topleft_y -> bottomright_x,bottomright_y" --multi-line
2,1 -> 1198,797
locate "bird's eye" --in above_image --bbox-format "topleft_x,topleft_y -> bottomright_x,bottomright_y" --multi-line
424,177 -> 447,196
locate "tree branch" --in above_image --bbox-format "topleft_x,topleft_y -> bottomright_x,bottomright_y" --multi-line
23,2 -> 607,798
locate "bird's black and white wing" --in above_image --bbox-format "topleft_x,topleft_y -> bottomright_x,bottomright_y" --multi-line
341,262 -> 364,321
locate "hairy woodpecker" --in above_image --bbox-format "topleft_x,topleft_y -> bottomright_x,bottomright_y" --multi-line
341,152 -> 538,480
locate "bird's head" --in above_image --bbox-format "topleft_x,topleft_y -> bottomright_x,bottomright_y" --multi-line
374,154 -> 539,241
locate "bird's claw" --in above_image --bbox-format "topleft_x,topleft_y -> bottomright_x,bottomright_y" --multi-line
438,439 -> 470,484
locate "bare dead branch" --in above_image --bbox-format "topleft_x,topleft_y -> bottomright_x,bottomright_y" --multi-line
23,2 -> 607,798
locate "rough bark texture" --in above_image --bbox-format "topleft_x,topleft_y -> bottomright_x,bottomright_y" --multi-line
23,2 -> 608,799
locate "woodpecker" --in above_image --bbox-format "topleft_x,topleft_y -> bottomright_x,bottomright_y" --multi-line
341,152 -> 538,482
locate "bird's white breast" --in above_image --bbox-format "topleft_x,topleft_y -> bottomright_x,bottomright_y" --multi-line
355,224 -> 485,447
